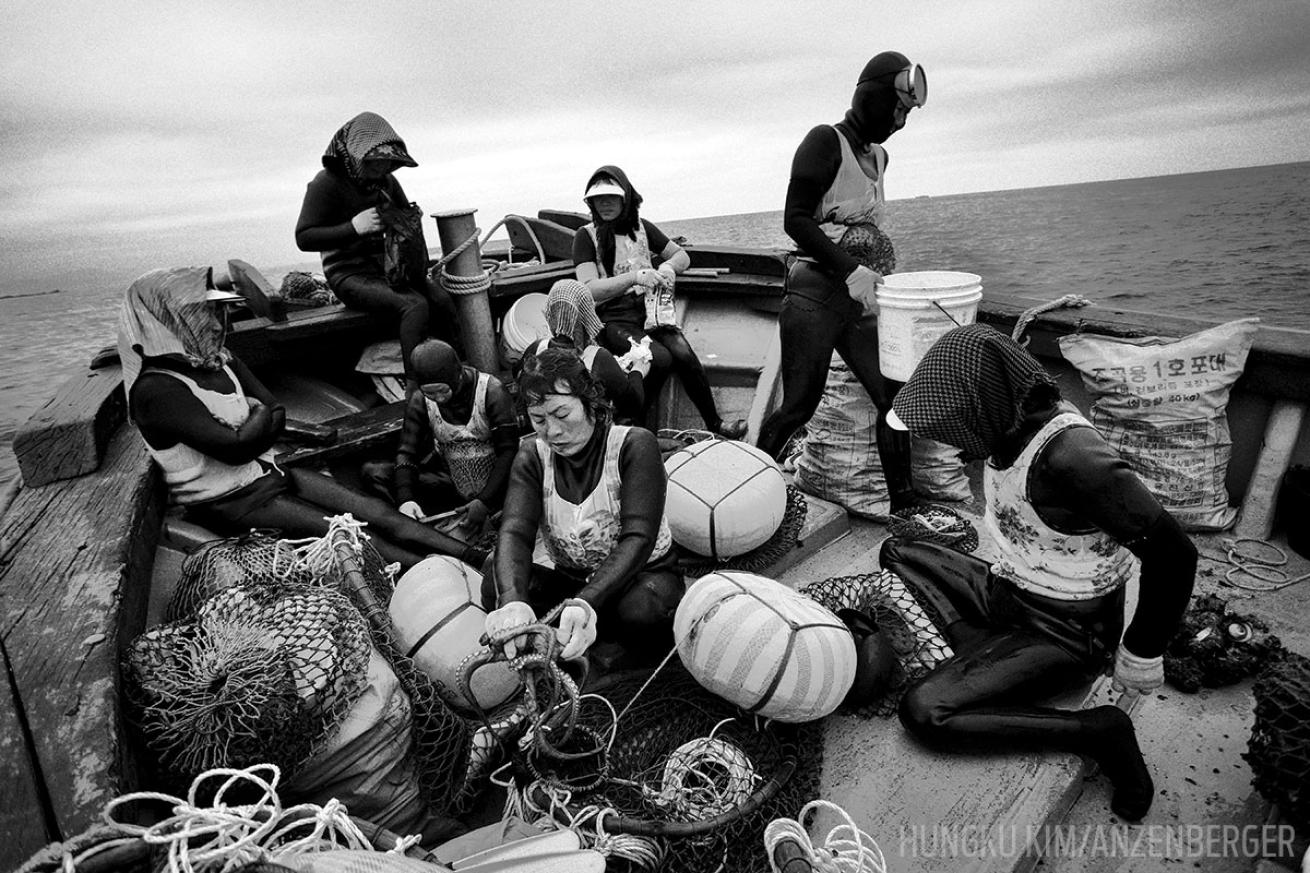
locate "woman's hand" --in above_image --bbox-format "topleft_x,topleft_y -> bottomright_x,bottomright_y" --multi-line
485,600 -> 537,658
460,498 -> 489,529
351,207 -> 383,236
632,268 -> 662,291
846,265 -> 883,314
556,597 -> 598,661
1111,643 -> 1164,697
398,500 -> 425,520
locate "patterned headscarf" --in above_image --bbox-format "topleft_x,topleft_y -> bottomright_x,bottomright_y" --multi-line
545,279 -> 604,347
117,267 -> 230,401
322,112 -> 417,187
890,324 -> 1059,460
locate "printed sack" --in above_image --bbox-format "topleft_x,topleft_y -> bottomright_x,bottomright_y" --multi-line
1059,318 -> 1258,531
794,357 -> 889,519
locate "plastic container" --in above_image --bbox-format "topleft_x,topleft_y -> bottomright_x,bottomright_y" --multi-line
1279,465 -> 1310,559
874,271 -> 983,381
499,292 -> 551,365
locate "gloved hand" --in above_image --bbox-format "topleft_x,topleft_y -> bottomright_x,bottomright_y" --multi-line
351,207 -> 383,236
460,498 -> 489,529
655,264 -> 677,289
398,500 -> 424,520
846,265 -> 883,314
556,598 -> 598,661
632,268 -> 663,290
484,600 -> 536,658
1111,643 -> 1164,697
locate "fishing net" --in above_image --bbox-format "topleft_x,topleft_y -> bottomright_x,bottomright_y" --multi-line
279,271 -> 336,306
444,437 -> 497,502
800,571 -> 954,718
168,530 -> 309,621
1245,651 -> 1310,833
499,650 -> 821,873
887,504 -> 979,553
123,582 -> 372,784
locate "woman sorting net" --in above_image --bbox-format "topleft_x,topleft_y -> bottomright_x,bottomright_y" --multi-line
481,348 -> 683,665
517,278 -> 645,427
295,111 -> 458,390
880,325 -> 1197,820
119,265 -> 487,571
573,165 -> 746,438
756,52 -> 927,512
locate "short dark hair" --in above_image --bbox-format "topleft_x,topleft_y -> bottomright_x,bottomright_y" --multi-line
518,347 -> 611,422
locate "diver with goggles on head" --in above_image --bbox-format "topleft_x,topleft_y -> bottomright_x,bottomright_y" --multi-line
757,52 -> 926,513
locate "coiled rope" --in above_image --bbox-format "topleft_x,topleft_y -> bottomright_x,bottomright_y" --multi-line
1011,293 -> 1091,345
764,800 -> 885,873
433,226 -> 494,298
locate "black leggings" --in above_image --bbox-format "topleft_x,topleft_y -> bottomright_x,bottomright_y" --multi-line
879,537 -> 1153,818
599,322 -> 722,431
756,261 -> 911,506
333,273 -> 459,382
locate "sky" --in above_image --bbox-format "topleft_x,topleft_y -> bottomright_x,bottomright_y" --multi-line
1,0 -> 1308,296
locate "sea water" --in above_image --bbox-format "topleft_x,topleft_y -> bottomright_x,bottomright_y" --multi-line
2,161 -> 1307,490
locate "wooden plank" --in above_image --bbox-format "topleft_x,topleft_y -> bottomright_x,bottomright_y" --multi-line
275,400 -> 407,468
0,632 -> 54,868
12,366 -> 125,488
0,425 -> 161,841
1236,399 -> 1308,539
227,259 -> 287,323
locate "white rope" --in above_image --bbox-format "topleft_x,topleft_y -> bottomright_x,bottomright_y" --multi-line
764,800 -> 885,873
287,514 -> 371,579
652,719 -> 758,820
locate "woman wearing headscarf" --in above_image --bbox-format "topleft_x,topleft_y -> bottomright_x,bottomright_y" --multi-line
517,279 -> 645,426
119,266 -> 487,571
880,324 -> 1198,821
573,165 -> 746,438
295,112 -> 458,387
482,348 -> 682,664
756,52 -> 927,511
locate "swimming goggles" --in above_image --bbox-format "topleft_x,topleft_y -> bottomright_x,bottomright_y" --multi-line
860,62 -> 928,109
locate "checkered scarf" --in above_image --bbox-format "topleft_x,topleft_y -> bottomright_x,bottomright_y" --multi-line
545,279 -> 604,347
890,324 -> 1058,460
117,267 -> 230,401
323,112 -> 413,187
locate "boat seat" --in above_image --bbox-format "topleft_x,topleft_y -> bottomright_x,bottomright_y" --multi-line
275,400 -> 408,469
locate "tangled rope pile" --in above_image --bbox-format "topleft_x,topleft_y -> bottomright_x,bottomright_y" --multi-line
764,800 -> 885,873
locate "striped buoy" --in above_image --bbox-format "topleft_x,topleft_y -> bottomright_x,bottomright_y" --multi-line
389,555 -> 520,712
664,439 -> 788,559
673,571 -> 856,722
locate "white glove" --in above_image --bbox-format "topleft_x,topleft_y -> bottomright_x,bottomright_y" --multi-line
1111,643 -> 1164,697
846,265 -> 883,314
617,336 -> 654,377
398,500 -> 424,520
484,601 -> 537,658
556,598 -> 598,661
655,264 -> 677,288
632,268 -> 663,290
351,207 -> 383,236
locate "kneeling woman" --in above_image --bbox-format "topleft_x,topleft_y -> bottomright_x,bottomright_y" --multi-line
119,266 -> 487,571
482,348 -> 683,662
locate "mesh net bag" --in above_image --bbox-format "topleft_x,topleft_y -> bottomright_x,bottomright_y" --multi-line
123,582 -> 371,783
1244,651 -> 1310,833
169,530 -> 310,621
506,661 -> 821,873
279,271 -> 336,306
800,571 -> 954,717
887,504 -> 979,553
444,437 -> 497,501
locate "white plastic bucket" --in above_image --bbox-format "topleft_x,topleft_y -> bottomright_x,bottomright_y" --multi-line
875,271 -> 983,381
499,292 -> 551,364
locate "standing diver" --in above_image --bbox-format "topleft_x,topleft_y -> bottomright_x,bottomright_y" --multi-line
756,52 -> 927,511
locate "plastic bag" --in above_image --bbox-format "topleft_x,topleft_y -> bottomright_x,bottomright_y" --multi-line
1059,317 -> 1258,531
643,282 -> 678,329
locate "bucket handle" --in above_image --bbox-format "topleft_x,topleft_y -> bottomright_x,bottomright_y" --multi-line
931,299 -> 963,326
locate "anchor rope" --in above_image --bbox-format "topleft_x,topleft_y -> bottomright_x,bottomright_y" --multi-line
1011,293 -> 1091,345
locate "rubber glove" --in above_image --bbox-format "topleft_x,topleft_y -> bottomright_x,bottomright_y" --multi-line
398,500 -> 424,520
632,268 -> 663,291
351,207 -> 383,236
1111,643 -> 1164,697
484,601 -> 536,658
846,265 -> 883,314
556,598 -> 598,661
460,498 -> 489,529
655,264 -> 678,288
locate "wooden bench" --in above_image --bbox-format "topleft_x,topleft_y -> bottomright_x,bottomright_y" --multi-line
274,401 -> 408,469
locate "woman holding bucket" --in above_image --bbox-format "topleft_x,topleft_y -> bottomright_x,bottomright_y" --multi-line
755,52 -> 926,511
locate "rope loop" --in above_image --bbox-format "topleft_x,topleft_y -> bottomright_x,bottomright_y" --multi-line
764,800 -> 885,873
1011,293 -> 1091,346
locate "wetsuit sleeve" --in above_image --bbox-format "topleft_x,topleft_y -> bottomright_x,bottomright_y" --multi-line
131,373 -> 281,466
577,427 -> 666,609
474,378 -> 520,510
783,124 -> 859,278
295,172 -> 359,252
643,219 -> 672,255
394,392 -> 432,505
494,440 -> 545,604
1041,427 -> 1197,659
572,228 -> 598,268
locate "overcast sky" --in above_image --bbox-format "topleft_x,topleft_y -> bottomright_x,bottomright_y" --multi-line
2,0 -> 1308,295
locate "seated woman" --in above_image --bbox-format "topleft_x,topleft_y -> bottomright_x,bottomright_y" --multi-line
879,325 -> 1197,821
572,165 -> 745,438
481,348 -> 683,662
363,339 -> 518,534
517,279 -> 645,426
119,265 -> 487,571
295,111 -> 458,388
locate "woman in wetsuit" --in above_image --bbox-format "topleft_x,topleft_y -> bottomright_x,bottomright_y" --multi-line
756,51 -> 927,511
482,348 -> 682,662
573,165 -> 746,438
518,278 -> 645,426
880,325 -> 1197,821
295,111 -> 458,388
119,265 -> 487,571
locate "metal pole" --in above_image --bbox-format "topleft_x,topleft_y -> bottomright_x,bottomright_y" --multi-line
432,209 -> 499,373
